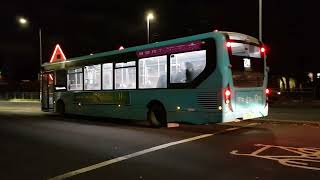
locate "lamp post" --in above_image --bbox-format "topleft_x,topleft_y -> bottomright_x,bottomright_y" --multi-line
146,12 -> 154,44
259,0 -> 262,41
17,17 -> 42,72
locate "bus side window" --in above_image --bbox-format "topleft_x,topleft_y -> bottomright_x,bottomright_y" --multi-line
156,75 -> 167,88
170,50 -> 206,84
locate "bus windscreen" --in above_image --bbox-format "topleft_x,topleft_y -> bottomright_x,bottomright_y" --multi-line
229,43 -> 264,87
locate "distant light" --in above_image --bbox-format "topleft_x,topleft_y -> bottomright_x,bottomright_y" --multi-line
260,47 -> 266,53
176,106 -> 181,110
277,91 -> 281,95
218,106 -> 222,110
118,104 -> 121,107
90,53 -> 94,55
18,17 -> 28,25
119,46 -> 124,50
214,29 -> 218,32
308,72 -> 314,82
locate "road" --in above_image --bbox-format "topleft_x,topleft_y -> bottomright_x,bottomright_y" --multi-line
0,101 -> 319,180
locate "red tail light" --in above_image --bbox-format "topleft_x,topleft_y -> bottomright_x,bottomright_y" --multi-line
224,88 -> 231,104
265,88 -> 270,95
225,89 -> 231,98
224,87 -> 233,111
260,47 -> 266,53
226,42 -> 232,48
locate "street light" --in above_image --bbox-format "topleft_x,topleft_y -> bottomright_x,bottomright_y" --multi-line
18,17 -> 28,26
17,16 -> 42,72
146,12 -> 154,44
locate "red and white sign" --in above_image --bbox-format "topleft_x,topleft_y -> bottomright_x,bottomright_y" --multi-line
50,44 -> 66,63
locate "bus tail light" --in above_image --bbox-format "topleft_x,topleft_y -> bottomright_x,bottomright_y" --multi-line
224,86 -> 233,111
265,88 -> 270,106
265,88 -> 270,95
226,42 -> 232,48
224,89 -> 231,104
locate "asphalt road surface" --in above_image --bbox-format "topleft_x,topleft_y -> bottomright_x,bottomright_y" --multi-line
0,101 -> 319,180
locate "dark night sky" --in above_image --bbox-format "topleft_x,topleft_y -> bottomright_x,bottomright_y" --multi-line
0,0 -> 318,80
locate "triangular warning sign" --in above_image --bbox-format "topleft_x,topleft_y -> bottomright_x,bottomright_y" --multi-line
49,44 -> 66,63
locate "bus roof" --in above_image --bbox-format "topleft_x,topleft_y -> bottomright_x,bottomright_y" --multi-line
42,31 -> 259,71
220,31 -> 260,44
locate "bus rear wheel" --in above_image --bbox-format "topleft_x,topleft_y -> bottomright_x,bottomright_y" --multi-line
147,104 -> 166,128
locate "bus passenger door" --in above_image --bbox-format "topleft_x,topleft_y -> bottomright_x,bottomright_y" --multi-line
41,72 -> 54,111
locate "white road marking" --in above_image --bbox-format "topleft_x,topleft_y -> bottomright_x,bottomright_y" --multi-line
48,123 -> 258,180
225,127 -> 241,131
48,134 -> 213,180
231,144 -> 320,171
247,122 -> 260,126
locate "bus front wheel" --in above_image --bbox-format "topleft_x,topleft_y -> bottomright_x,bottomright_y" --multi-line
147,103 -> 166,128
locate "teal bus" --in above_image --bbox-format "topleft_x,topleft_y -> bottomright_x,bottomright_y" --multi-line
41,31 -> 269,127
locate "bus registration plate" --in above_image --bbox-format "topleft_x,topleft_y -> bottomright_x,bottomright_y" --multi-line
243,112 -> 255,120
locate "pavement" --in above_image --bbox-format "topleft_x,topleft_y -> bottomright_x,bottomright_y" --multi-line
0,101 -> 319,180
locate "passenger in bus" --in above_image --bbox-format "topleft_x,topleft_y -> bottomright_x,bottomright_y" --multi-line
185,62 -> 194,83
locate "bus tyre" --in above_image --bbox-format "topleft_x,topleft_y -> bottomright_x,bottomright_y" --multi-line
148,104 -> 166,128
56,100 -> 65,115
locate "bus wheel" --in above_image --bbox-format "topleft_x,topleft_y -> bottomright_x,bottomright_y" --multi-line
56,100 -> 65,115
148,103 -> 166,128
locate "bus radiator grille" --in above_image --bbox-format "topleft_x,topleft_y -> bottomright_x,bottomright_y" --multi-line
197,92 -> 218,110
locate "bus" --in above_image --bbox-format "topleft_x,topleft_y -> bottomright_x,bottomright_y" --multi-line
41,31 -> 269,127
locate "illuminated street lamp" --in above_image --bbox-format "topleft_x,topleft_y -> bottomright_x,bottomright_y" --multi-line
146,12 -> 155,43
18,17 -> 28,26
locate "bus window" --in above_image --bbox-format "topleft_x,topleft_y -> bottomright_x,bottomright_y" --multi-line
229,43 -> 264,87
102,63 -> 113,90
67,68 -> 83,91
170,50 -> 206,83
84,64 -> 102,90
139,55 -> 167,89
115,61 -> 136,89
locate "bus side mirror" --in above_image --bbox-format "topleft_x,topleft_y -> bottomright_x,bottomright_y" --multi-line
266,66 -> 270,72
